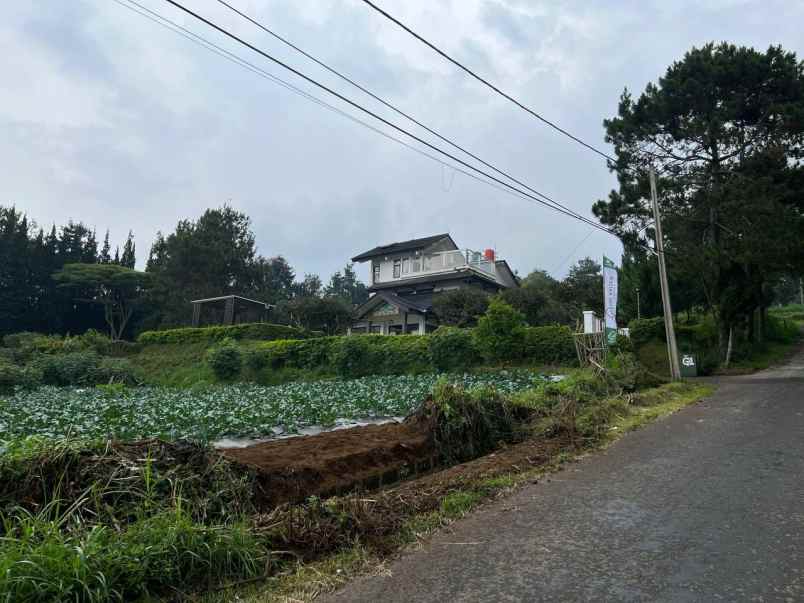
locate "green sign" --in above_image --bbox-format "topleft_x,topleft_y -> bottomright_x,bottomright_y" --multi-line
680,353 -> 697,377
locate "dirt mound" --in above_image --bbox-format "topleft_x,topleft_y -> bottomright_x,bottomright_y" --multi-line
222,414 -> 435,507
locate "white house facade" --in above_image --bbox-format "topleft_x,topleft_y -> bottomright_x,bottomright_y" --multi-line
349,233 -> 518,335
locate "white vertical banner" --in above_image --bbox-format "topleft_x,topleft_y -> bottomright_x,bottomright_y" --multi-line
602,255 -> 619,346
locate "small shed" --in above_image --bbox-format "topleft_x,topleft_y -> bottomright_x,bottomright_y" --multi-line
190,295 -> 274,327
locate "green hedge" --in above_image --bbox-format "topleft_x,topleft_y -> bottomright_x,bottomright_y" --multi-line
137,323 -> 310,345
522,326 -> 576,365
246,326 -> 576,379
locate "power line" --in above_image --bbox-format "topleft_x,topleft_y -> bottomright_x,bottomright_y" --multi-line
358,0 -> 617,164
213,0 -> 602,231
110,0 -> 582,217
162,0 -> 619,236
550,229 -> 596,274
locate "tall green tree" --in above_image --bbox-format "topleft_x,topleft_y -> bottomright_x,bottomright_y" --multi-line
146,206 -> 257,326
53,263 -> 151,341
325,263 -> 369,305
594,43 -> 804,355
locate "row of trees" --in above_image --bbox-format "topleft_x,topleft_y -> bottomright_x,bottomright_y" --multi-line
0,205 -> 369,338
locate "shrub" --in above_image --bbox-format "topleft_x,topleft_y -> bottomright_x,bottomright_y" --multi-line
330,336 -> 372,378
628,317 -> 666,346
206,339 -> 243,380
473,300 -> 526,362
522,325 -> 576,365
35,352 -> 102,386
137,322 -> 310,345
0,360 -> 42,392
93,357 -> 139,385
428,326 -> 477,371
431,288 -> 491,327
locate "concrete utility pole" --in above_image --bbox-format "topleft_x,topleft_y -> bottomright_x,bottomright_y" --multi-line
650,169 -> 682,380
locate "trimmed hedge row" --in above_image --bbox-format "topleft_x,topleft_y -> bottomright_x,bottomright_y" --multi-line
137,323 -> 311,345
244,325 -> 576,379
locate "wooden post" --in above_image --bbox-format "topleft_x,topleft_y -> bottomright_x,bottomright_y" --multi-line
402,311 -> 408,334
223,297 -> 235,325
650,169 -> 681,381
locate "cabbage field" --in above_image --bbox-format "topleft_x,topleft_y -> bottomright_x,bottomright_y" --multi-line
0,370 -> 545,445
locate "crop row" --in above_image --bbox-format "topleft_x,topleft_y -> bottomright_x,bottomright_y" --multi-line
0,370 -> 545,445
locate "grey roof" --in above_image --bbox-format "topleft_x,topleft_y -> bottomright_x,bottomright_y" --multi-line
354,291 -> 433,319
351,233 -> 453,263
368,266 -> 503,292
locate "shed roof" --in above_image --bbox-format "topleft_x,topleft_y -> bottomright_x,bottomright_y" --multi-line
189,295 -> 273,308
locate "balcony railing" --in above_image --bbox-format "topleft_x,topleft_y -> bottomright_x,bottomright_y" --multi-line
398,249 -> 498,281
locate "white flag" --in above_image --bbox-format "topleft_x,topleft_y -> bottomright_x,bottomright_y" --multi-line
603,256 -> 619,346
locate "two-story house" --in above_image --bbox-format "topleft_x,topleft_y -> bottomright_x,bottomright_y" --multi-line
349,233 -> 518,335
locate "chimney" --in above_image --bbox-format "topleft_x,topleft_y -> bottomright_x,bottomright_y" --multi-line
484,248 -> 495,262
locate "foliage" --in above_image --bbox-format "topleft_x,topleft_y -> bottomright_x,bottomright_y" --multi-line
325,263 -> 369,305
282,296 -> 353,335
137,322 -> 309,344
558,257 -> 604,317
431,288 -> 490,327
473,300 -> 527,362
595,43 -> 804,358
0,209 -> 137,338
428,326 -> 478,371
0,371 -> 545,443
0,360 -> 42,392
53,263 -> 152,341
33,352 -> 139,387
522,326 -> 577,365
206,338 -> 243,381
431,381 -> 523,463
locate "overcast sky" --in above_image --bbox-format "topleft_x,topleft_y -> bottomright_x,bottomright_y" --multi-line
2,0 -> 802,283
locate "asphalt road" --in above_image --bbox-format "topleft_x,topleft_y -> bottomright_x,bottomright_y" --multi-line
327,348 -> 804,603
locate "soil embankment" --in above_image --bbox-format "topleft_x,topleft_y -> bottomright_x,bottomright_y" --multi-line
221,414 -> 436,506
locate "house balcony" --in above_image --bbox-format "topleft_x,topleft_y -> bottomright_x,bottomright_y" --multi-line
374,248 -> 500,286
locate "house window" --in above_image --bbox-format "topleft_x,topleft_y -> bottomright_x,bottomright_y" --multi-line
412,258 -> 421,273
393,259 -> 401,278
373,265 -> 380,284
402,257 -> 410,274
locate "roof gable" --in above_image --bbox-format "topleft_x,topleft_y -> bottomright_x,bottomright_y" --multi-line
351,233 -> 455,263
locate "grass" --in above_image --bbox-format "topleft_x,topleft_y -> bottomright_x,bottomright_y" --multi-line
126,342 -> 215,387
211,380 -> 714,603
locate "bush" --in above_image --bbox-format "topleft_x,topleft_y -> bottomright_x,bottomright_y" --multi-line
0,360 -> 42,392
428,326 -> 477,371
431,288 -> 491,327
522,325 -> 576,365
628,317 -> 666,346
35,352 -> 102,386
93,357 -> 139,385
473,300 -> 526,362
137,322 -> 310,345
206,339 -> 243,380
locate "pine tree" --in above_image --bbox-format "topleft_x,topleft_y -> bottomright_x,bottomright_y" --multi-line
99,230 -> 112,264
120,231 -> 136,268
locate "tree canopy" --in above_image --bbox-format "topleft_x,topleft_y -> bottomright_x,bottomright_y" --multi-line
594,42 -> 804,355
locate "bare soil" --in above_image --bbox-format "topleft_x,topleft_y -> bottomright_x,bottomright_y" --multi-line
221,413 -> 437,507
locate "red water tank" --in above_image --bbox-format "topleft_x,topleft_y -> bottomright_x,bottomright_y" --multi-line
484,248 -> 495,262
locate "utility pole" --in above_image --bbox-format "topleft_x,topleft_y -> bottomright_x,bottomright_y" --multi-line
650,169 -> 681,380
635,287 -> 641,320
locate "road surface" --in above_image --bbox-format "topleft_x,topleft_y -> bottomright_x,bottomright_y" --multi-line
327,347 -> 804,602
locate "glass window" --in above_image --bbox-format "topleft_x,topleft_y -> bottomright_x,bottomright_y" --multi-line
393,259 -> 401,278
402,257 -> 410,274
422,255 -> 432,270
373,265 -> 380,283
412,258 -> 421,272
